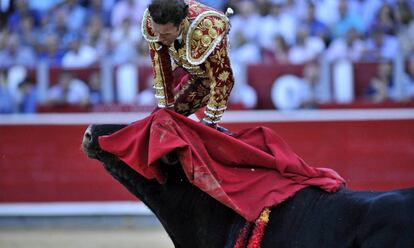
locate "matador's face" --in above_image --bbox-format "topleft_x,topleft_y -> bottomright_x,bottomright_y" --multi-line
152,21 -> 183,47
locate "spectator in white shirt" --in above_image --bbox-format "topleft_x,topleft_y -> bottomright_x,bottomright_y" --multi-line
314,0 -> 340,28
229,0 -> 261,46
362,27 -> 399,61
260,2 -> 298,48
111,0 -> 149,28
0,33 -> 36,67
288,26 -> 325,65
325,27 -> 365,63
62,35 -> 98,68
401,57 -> 414,100
111,17 -> 141,65
58,0 -> 87,32
47,72 -> 90,105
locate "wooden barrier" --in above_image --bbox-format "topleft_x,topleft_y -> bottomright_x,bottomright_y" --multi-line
1,109 -> 413,203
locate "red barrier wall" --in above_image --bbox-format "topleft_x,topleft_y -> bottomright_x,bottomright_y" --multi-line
1,115 -> 413,203
0,125 -> 135,203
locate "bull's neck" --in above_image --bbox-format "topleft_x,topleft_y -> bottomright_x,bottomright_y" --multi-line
101,155 -> 237,247
140,178 -> 238,248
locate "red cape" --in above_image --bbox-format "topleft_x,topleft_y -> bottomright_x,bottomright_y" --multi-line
99,109 -> 345,221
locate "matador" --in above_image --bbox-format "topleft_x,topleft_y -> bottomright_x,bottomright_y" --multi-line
142,0 -> 234,127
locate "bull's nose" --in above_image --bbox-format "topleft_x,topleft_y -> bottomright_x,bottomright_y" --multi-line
83,125 -> 93,147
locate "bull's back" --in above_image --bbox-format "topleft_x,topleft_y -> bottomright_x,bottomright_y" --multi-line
355,188 -> 414,247
261,187 -> 414,248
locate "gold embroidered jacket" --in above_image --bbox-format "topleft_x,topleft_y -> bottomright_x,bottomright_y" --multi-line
141,0 -> 234,125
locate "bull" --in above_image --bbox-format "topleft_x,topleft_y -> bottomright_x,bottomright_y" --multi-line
82,124 -> 414,248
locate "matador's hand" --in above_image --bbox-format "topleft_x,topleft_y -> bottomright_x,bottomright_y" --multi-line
200,120 -> 234,136
216,125 -> 234,136
200,119 -> 217,129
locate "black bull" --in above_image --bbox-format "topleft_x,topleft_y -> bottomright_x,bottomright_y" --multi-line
82,124 -> 414,248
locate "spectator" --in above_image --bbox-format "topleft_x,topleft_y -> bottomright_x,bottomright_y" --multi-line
111,17 -> 141,65
28,0 -> 62,14
38,33 -> 65,66
401,27 -> 414,47
5,65 -> 28,109
396,0 -> 414,55
62,35 -> 98,68
348,0 -> 383,32
0,69 -> 15,113
300,63 -> 325,108
362,27 -> 399,61
57,0 -> 87,32
254,0 -> 271,16
85,13 -> 106,49
87,71 -> 102,105
0,31 -> 8,63
314,0 -> 340,28
47,72 -> 90,106
271,74 -> 312,111
43,8 -> 76,51
17,78 -> 37,113
288,26 -> 325,65
283,0 -> 307,21
262,34 -> 289,64
331,0 -> 364,38
94,29 -> 113,60
0,34 -> 36,67
325,27 -> 365,63
272,63 -> 326,110
111,0 -> 149,28
370,3 -> 398,35
15,14 -> 38,48
401,57 -> 414,100
112,17 -> 140,43
0,0 -> 12,30
395,0 -> 414,28
260,1 -> 297,47
229,0 -> 261,46
136,39 -> 152,66
228,82 -> 258,110
302,2 -> 330,45
365,60 -> 396,102
7,0 -> 40,31
85,0 -> 112,27
136,74 -> 156,107
229,31 -> 262,65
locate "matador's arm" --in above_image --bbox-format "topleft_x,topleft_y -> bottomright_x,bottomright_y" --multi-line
148,42 -> 175,108
201,38 -> 235,126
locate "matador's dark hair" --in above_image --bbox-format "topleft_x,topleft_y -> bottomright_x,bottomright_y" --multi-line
148,0 -> 189,27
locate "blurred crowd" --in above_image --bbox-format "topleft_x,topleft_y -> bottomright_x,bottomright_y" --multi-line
227,0 -> 414,64
1,0 -> 414,113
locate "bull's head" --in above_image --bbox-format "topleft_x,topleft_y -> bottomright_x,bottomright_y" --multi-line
82,124 -> 126,159
81,123 -> 239,248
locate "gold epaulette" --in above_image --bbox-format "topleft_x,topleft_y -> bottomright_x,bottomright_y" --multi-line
141,9 -> 158,43
186,11 -> 230,65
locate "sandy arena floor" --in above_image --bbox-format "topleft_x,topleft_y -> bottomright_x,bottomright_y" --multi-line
0,228 -> 174,248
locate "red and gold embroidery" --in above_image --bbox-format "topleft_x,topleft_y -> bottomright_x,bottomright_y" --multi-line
141,9 -> 158,42
143,0 -> 234,123
149,43 -> 175,107
202,38 -> 234,124
186,13 -> 230,65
